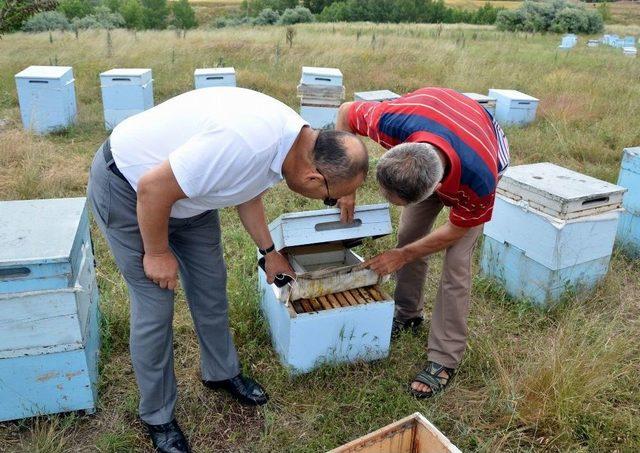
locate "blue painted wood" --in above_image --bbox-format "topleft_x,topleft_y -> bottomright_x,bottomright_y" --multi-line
480,236 -> 612,307
258,269 -> 393,374
616,147 -> 640,256
0,198 -> 89,294
15,66 -> 77,134
559,35 -> 577,49
100,69 -> 153,130
488,89 -> 539,126
624,36 -> 636,47
617,212 -> 640,258
299,105 -> 339,129
194,68 -> 236,89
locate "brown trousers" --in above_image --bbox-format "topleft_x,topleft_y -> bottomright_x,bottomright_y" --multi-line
394,194 -> 483,369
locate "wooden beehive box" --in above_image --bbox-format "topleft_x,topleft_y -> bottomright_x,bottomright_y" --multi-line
0,198 -> 100,422
258,204 -> 394,373
488,89 -> 539,126
194,67 -> 236,89
481,163 -> 626,306
328,412 -> 461,453
354,90 -> 401,102
100,68 -> 154,130
298,67 -> 345,129
15,66 -> 77,134
617,147 -> 640,256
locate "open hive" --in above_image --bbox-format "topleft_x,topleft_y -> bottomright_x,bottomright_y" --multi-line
290,285 -> 388,314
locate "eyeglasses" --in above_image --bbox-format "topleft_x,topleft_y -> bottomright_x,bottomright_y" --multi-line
316,168 -> 338,207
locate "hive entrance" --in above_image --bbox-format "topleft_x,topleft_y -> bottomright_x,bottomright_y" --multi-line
290,285 -> 387,314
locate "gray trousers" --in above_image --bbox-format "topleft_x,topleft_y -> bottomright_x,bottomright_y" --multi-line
87,146 -> 240,424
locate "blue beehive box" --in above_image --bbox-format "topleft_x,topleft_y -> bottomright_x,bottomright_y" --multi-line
258,204 -> 394,374
0,198 -> 100,422
15,66 -> 77,135
559,34 -> 577,49
100,68 -> 153,130
488,89 -> 539,126
194,67 -> 236,89
623,36 -> 636,47
616,147 -> 640,257
298,67 -> 345,129
481,163 -> 626,306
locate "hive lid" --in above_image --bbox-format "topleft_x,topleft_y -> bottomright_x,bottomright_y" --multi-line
301,66 -> 343,78
194,67 -> 235,76
462,92 -> 496,103
354,90 -> 400,102
0,198 -> 87,267
488,89 -> 539,102
621,147 -> 640,174
100,68 -> 152,83
269,203 -> 391,251
497,163 -> 626,220
15,65 -> 72,80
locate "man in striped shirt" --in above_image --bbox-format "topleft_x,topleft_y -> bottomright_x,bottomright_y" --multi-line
336,87 -> 510,398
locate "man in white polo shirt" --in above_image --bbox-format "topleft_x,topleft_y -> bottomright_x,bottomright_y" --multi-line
87,87 -> 368,453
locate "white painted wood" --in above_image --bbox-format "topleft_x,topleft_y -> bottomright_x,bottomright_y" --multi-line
300,66 -> 343,86
354,90 -> 400,102
100,68 -> 152,84
194,68 -> 236,88
498,163 -> 626,220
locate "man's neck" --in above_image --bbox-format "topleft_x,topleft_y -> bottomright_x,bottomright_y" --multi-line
282,126 -> 317,178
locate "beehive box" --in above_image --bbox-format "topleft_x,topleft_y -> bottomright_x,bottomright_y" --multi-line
194,67 -> 236,89
328,412 -> 461,453
0,198 -> 100,422
298,67 -> 345,129
559,35 -> 577,49
354,90 -> 401,102
587,39 -> 600,48
488,89 -> 539,126
617,147 -> 640,257
624,36 -> 636,47
258,204 -> 394,373
623,47 -> 637,58
15,66 -> 77,134
462,92 -> 497,116
100,68 -> 153,130
481,163 -> 626,306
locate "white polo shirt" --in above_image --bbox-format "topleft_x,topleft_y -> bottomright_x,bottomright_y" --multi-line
110,87 -> 308,218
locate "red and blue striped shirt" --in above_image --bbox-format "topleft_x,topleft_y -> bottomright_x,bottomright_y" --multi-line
348,87 -> 510,227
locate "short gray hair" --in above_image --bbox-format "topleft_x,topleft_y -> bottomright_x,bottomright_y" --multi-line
376,143 -> 444,204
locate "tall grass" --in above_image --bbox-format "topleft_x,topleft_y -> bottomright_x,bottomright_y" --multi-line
0,23 -> 639,452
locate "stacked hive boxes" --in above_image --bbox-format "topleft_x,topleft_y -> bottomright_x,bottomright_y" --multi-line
488,89 -> 539,126
258,204 -> 394,373
353,90 -> 400,102
194,67 -> 236,89
623,47 -> 637,58
297,67 -> 345,129
481,163 -> 626,306
616,147 -> 640,257
0,198 -> 100,422
15,66 -> 77,134
462,92 -> 497,117
100,68 -> 154,130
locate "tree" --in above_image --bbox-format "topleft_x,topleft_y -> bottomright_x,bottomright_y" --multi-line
171,0 -> 196,29
57,0 -> 93,18
141,0 -> 168,29
0,0 -> 58,33
119,0 -> 143,28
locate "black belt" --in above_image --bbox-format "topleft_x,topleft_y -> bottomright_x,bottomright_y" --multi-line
102,138 -> 129,184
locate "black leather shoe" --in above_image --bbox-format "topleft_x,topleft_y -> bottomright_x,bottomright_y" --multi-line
392,316 -> 424,338
203,373 -> 269,406
143,419 -> 191,453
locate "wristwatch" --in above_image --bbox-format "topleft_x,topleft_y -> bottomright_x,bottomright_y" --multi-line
258,243 -> 276,256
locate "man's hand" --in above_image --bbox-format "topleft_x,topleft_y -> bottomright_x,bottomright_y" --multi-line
143,250 -> 179,290
337,192 -> 357,223
265,251 -> 295,284
365,248 -> 410,276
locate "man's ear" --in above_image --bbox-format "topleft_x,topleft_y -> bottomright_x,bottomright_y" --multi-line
303,168 -> 324,184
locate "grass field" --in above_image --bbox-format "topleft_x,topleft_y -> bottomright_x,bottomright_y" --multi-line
1,23 -> 640,452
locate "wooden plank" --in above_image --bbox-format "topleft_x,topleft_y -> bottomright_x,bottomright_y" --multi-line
350,289 -> 367,304
309,298 -> 323,312
357,288 -> 374,303
335,292 -> 351,307
373,284 -> 391,301
286,302 -> 298,318
291,299 -> 304,314
317,296 -> 333,311
300,299 -> 314,313
342,290 -> 358,306
326,294 -> 342,309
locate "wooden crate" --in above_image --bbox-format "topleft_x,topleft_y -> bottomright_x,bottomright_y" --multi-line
100,68 -> 154,130
15,66 -> 77,134
328,412 -> 460,453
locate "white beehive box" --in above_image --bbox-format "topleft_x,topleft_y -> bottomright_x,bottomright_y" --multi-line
559,35 -> 576,49
100,68 -> 153,130
354,90 -> 400,102
194,67 -> 236,89
298,66 -> 345,129
481,163 -> 626,306
15,66 -> 77,134
300,66 -> 343,86
462,92 -> 496,116
587,39 -> 599,47
623,47 -> 637,57
616,147 -> 640,257
258,204 -> 394,374
488,89 -> 539,126
0,198 -> 100,421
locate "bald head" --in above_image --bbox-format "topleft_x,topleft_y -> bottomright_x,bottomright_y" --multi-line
313,130 -> 369,183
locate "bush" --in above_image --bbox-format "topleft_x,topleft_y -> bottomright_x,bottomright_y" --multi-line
57,0 -> 93,19
241,0 -> 298,16
171,0 -> 197,29
212,15 -> 252,28
254,8 -> 280,24
71,6 -> 125,28
496,0 -> 603,34
119,0 -> 144,29
278,6 -> 314,24
22,10 -> 71,31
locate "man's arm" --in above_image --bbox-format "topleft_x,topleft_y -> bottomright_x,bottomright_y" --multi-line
335,101 -> 359,223
136,160 -> 187,290
365,221 -> 470,276
336,102 -> 355,133
236,194 -> 295,284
